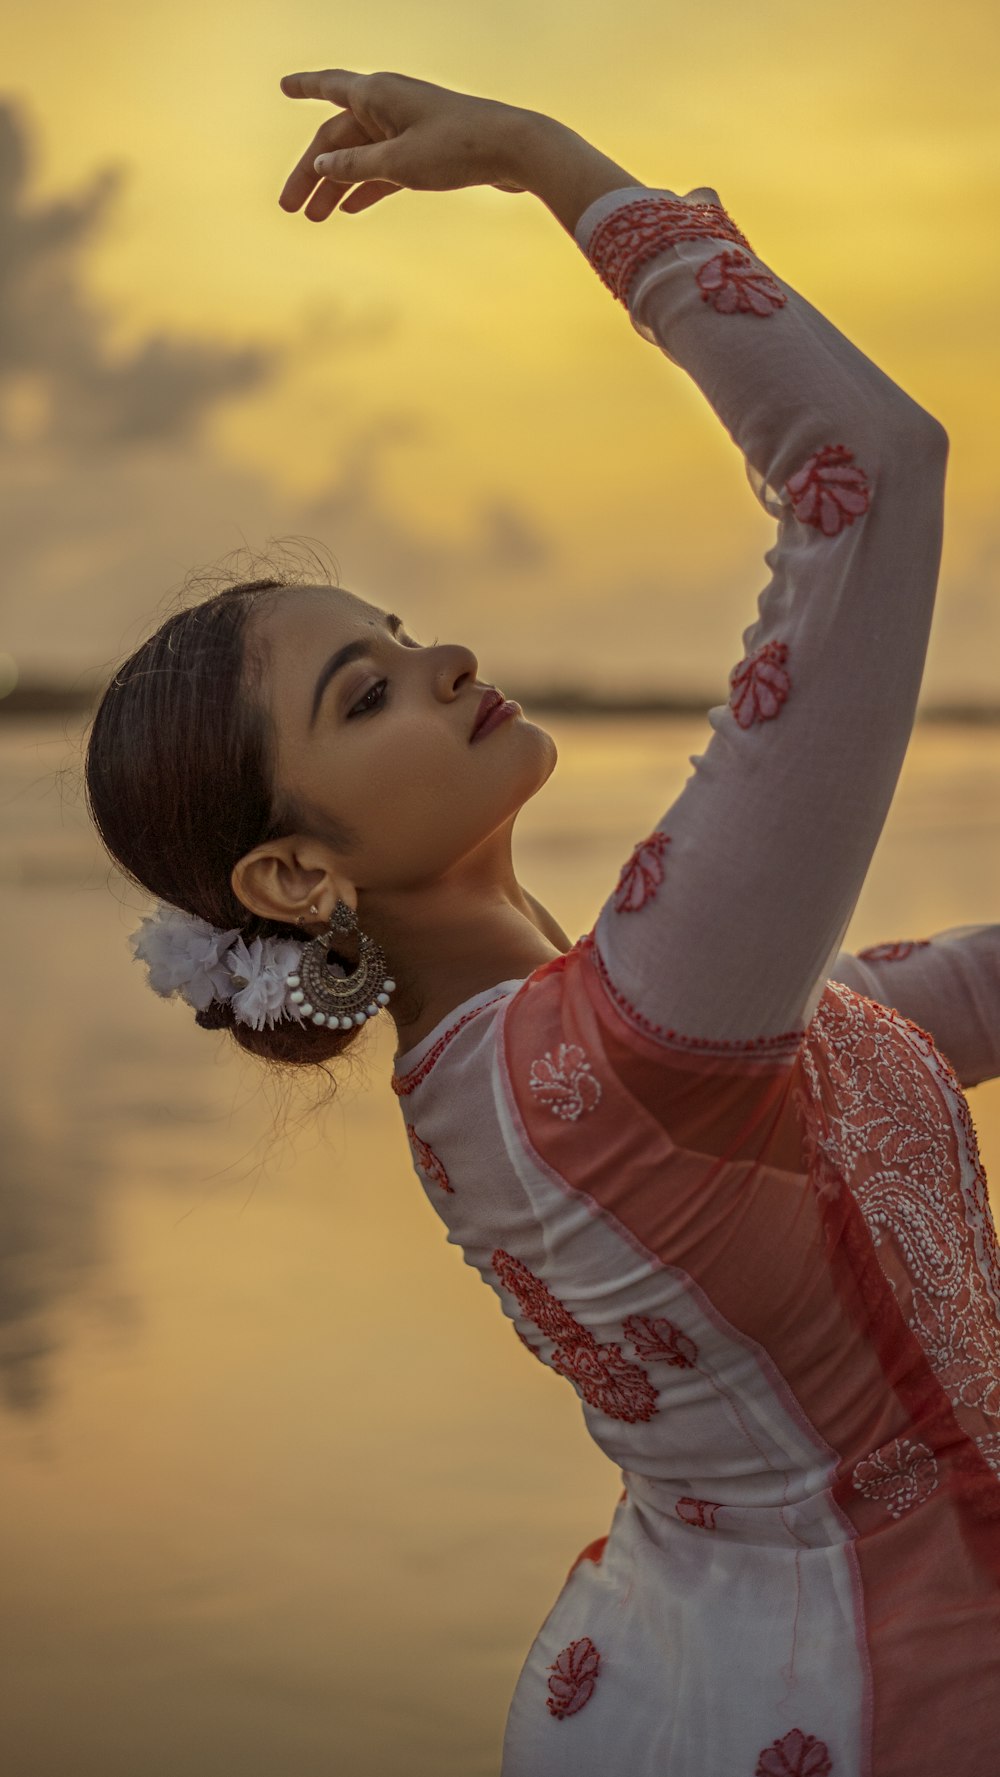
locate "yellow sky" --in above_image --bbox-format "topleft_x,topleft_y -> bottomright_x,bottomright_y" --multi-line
1,0 -> 998,694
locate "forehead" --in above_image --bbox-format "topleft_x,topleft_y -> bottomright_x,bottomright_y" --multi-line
253,583 -> 383,651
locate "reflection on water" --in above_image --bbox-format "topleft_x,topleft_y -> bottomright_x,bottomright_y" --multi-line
1,714 -> 999,1776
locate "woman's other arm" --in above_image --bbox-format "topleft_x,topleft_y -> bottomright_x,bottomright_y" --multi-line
829,926 -> 1000,1088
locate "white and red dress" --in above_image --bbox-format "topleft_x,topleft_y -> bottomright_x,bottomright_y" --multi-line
390,183 -> 1000,1775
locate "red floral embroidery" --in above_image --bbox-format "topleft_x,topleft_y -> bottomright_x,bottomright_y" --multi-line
755,1728 -> 833,1776
623,1313 -> 698,1368
728,639 -> 791,730
551,1334 -> 659,1422
492,1249 -> 659,1423
612,829 -> 671,913
515,1326 -> 544,1359
587,194 -> 753,308
405,1125 -> 453,1193
856,939 -> 932,963
676,1497 -> 723,1530
528,1042 -> 602,1121
785,442 -> 871,536
852,1435 -> 939,1518
494,1252 -> 580,1342
696,248 -> 787,317
546,1636 -> 601,1720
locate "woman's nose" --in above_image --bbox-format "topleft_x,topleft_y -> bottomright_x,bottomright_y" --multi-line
435,642 -> 479,694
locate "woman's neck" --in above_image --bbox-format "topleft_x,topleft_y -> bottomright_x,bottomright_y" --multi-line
388,888 -> 573,1057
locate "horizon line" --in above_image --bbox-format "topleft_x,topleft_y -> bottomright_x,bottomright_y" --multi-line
2,677 -> 999,725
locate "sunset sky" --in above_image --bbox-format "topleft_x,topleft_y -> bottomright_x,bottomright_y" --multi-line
1,0 -> 997,698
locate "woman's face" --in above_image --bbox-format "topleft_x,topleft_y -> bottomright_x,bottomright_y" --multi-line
245,584 -> 558,903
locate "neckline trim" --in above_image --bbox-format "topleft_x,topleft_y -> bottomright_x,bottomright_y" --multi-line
392,977 -> 528,1082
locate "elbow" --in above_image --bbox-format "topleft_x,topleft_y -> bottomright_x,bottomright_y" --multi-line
874,406 -> 950,497
919,414 -> 950,461
896,406 -> 950,463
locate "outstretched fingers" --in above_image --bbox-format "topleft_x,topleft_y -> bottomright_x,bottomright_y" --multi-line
278,110 -> 372,214
338,181 -> 400,215
280,68 -> 360,101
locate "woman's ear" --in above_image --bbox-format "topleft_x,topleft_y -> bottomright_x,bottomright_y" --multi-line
231,840 -> 353,927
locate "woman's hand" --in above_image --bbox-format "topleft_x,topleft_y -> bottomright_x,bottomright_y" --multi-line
278,68 -> 538,221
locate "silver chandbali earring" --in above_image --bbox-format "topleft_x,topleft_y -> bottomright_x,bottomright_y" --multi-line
287,900 -> 396,1030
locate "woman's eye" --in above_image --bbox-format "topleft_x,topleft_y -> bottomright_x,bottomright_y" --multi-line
348,679 -> 388,718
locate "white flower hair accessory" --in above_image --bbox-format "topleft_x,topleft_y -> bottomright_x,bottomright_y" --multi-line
225,934 -> 312,1030
129,904 -> 245,1012
128,898 -> 394,1034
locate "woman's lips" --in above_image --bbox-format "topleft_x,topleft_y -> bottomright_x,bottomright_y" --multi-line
470,698 -> 521,741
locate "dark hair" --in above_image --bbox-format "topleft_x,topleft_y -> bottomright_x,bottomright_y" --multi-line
83,546 -> 411,1081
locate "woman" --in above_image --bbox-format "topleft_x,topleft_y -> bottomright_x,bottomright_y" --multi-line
85,69 -> 1000,1776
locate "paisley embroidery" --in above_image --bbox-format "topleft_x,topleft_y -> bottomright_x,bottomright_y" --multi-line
910,1275 -> 1000,1415
852,1435 -> 939,1518
696,247 -> 787,316
587,193 -> 753,308
676,1497 -> 722,1530
623,1313 -> 699,1368
528,1041 -> 602,1120
405,1125 -> 453,1193
492,1249 -> 659,1424
729,638 -> 792,729
755,1728 -> 833,1776
925,1038 -> 1000,1311
794,981 -> 1000,1455
612,829 -> 671,912
546,1635 -> 601,1719
785,442 -> 871,536
856,938 -> 932,963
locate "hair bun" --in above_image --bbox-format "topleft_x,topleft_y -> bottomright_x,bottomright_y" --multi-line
195,1000 -> 235,1031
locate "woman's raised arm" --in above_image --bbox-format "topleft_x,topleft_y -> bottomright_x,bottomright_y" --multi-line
556,179 -> 948,1047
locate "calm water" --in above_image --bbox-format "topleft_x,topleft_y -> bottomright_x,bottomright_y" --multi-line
2,712 -> 999,1776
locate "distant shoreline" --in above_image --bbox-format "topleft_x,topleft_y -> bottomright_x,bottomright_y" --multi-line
2,683 -> 999,725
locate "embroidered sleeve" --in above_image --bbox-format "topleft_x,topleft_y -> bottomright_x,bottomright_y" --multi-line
571,184 -> 949,1043
828,924 -> 1000,1089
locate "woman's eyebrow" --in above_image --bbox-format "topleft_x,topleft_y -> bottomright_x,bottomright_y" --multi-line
308,612 -> 403,730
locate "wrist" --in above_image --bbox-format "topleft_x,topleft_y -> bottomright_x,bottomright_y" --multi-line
507,112 -> 642,237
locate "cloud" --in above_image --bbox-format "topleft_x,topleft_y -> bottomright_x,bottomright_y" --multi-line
0,93 -> 559,685
0,95 -> 280,454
